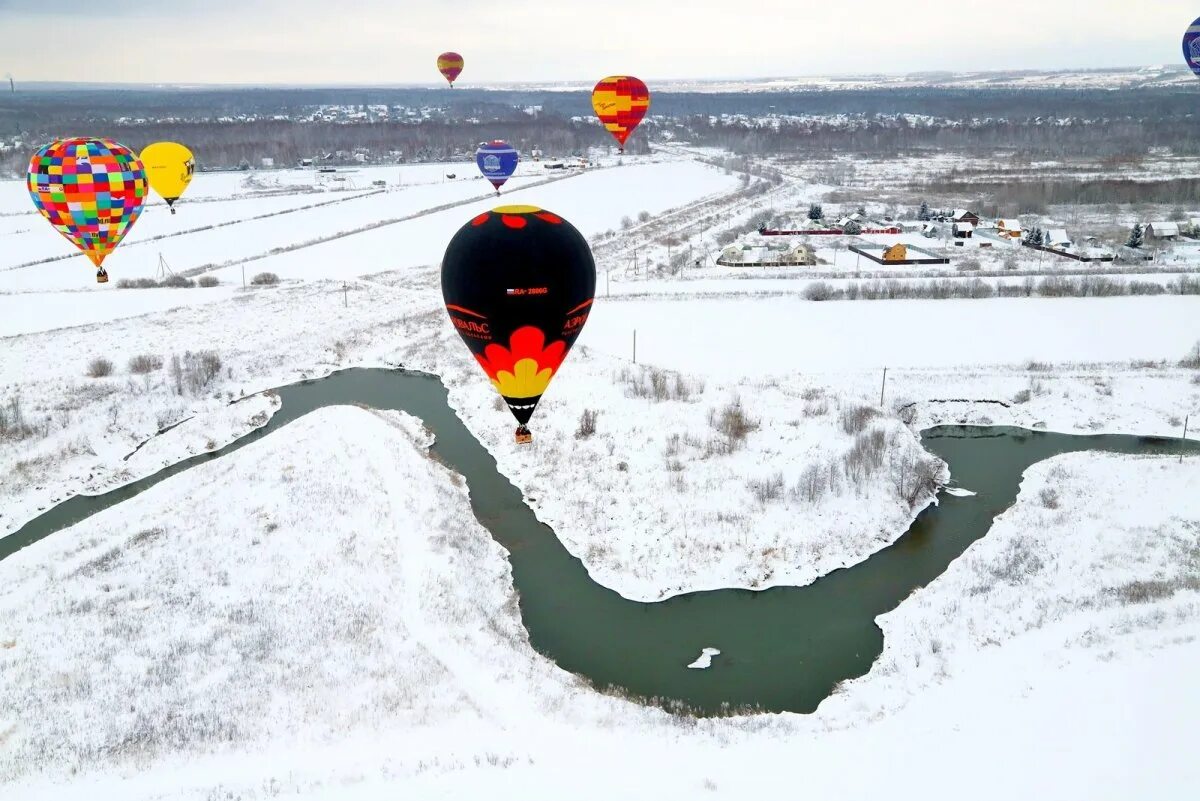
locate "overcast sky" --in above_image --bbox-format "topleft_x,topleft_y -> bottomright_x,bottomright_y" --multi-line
0,0 -> 1195,84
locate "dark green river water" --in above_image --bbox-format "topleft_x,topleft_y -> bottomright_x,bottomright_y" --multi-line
2,368 -> 1194,714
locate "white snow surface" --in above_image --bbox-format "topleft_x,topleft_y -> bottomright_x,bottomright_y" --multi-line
686,647 -> 721,669
579,296 -> 1200,376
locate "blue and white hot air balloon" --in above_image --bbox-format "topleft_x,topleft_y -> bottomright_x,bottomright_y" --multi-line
475,140 -> 519,194
1184,16 -> 1200,77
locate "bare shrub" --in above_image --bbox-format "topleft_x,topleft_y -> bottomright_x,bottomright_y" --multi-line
803,399 -> 830,417
1039,487 -> 1060,509
986,536 -> 1045,584
251,272 -> 280,286
903,455 -> 944,507
623,366 -> 702,402
637,210 -> 651,223
803,281 -> 835,301
1012,388 -> 1032,404
1180,341 -> 1200,370
839,404 -> 878,434
792,462 -> 828,503
1110,578 -> 1200,604
159,274 -> 195,288
170,351 -> 223,395
709,398 -> 758,447
575,409 -> 598,439
0,394 -> 36,441
197,275 -> 220,288
841,429 -> 889,489
747,473 -> 785,504
115,277 -> 159,289
169,355 -> 183,395
86,358 -> 114,378
128,354 -> 163,375
956,257 -> 981,271
1024,360 -> 1051,372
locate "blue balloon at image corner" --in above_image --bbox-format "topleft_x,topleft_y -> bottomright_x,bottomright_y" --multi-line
475,141 -> 519,190
1183,17 -> 1200,77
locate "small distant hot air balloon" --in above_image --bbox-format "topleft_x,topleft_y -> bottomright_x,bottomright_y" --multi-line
27,137 -> 147,283
442,205 -> 596,443
475,140 -> 519,194
1183,17 -> 1200,77
591,76 -> 650,153
437,52 -> 464,87
140,141 -> 195,215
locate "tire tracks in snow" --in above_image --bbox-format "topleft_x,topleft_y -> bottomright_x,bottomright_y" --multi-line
2,189 -> 384,273
179,168 -> 598,278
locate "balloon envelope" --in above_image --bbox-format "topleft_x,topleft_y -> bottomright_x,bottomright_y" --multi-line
592,75 -> 650,150
140,141 -> 195,207
27,137 -> 147,269
475,140 -> 519,191
437,52 -> 464,85
1184,17 -> 1200,77
442,205 -> 596,427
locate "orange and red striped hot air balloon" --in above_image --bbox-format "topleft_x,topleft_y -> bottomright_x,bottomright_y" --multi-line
591,75 -> 650,153
437,52 -> 464,86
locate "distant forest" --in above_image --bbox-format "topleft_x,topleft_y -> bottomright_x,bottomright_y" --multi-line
2,84 -> 1198,178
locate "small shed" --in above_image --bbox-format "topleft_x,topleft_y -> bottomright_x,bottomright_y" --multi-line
953,222 -> 974,239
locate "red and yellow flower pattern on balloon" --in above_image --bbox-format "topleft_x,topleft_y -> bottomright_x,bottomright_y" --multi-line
474,326 -> 567,399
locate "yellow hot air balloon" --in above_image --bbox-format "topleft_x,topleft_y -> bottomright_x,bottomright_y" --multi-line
140,142 -> 194,214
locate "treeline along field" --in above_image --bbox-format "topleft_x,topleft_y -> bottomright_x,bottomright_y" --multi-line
2,85 -> 1198,176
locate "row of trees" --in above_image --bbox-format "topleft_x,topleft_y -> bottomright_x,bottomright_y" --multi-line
0,116 -> 650,176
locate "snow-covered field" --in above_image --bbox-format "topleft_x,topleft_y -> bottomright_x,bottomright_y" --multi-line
2,146 -> 1199,798
581,295 -> 1200,376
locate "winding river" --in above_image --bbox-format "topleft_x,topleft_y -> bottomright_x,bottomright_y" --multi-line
2,368 -> 1195,714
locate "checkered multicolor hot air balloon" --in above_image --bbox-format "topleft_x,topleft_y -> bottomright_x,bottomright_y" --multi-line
437,51 -> 464,86
591,75 -> 650,152
27,137 -> 147,280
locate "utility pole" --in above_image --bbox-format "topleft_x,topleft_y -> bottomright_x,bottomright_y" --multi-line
879,367 -> 888,407
606,268 -> 610,298
343,282 -> 348,307
1182,414 -> 1191,465
633,329 -> 637,364
241,263 -> 246,289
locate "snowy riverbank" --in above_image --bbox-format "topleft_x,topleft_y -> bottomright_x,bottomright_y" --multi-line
3,408 -> 1196,799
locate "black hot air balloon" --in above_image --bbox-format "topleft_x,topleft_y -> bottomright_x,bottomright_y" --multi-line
442,204 -> 596,443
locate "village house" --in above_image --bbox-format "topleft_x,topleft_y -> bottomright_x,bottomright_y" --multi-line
719,242 -> 816,266
995,218 -> 1022,239
951,209 -> 980,226
1044,228 -> 1073,249
953,222 -> 974,239
1145,221 -> 1180,241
